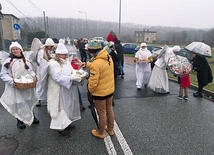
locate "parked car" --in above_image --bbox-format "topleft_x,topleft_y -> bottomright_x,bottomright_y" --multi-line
134,45 -> 162,54
177,48 -> 193,62
93,37 -> 104,43
151,47 -> 162,60
134,46 -> 140,53
150,46 -> 162,69
151,47 -> 193,61
122,43 -> 137,54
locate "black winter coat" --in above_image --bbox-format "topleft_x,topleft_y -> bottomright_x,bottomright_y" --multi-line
109,50 -> 119,79
114,43 -> 123,60
193,55 -> 213,88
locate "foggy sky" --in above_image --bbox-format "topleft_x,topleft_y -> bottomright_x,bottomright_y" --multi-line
1,0 -> 214,29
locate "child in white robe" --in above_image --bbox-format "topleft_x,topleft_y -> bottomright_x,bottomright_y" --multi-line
47,43 -> 82,136
0,42 -> 39,129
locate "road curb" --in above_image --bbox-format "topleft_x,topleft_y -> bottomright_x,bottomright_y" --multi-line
169,78 -> 214,102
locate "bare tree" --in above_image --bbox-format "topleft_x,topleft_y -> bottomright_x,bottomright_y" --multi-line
203,28 -> 214,47
19,17 -> 208,44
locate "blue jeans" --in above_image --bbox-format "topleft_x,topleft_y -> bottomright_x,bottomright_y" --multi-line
117,60 -> 124,74
77,86 -> 82,103
86,52 -> 91,62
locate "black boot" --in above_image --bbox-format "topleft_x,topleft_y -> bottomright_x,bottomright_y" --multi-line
193,91 -> 203,98
36,100 -> 41,107
65,124 -> 76,130
58,130 -> 70,137
33,113 -> 40,124
33,117 -> 40,124
17,119 -> 26,129
80,103 -> 86,112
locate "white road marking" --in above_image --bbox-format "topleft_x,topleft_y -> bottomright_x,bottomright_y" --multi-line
114,121 -> 133,155
104,120 -> 133,155
104,133 -> 117,155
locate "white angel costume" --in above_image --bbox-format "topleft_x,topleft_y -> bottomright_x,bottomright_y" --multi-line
36,48 -> 48,101
47,59 -> 81,130
135,48 -> 152,88
0,58 -> 38,126
148,46 -> 175,93
36,39 -> 55,103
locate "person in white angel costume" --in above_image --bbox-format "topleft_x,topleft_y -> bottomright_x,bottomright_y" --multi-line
0,42 -> 39,129
134,42 -> 153,89
47,43 -> 82,136
148,45 -> 175,93
36,38 -> 55,106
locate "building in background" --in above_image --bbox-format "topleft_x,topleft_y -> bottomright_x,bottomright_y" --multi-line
1,14 -> 20,40
134,29 -> 156,44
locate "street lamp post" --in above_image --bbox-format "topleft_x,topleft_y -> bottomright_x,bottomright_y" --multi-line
0,3 -> 6,51
118,0 -> 121,39
79,11 -> 87,38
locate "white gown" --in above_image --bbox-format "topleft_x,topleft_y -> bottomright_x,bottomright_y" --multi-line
36,49 -> 48,101
0,58 -> 38,126
148,48 -> 175,93
47,59 -> 81,130
135,48 -> 152,88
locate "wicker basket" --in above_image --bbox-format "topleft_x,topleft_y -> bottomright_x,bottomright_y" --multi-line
14,77 -> 37,90
11,59 -> 37,90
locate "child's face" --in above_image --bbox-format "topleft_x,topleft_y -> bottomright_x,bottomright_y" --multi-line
71,54 -> 77,58
46,46 -> 54,51
58,54 -> 68,60
11,47 -> 22,57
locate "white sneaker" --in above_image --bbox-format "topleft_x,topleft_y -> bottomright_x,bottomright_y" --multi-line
177,96 -> 183,100
183,96 -> 188,100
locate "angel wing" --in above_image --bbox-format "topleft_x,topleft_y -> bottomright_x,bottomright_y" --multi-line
0,51 -> 10,65
158,45 -> 169,58
23,51 -> 34,60
30,38 -> 43,62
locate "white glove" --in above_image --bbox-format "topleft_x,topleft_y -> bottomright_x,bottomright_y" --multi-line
70,74 -> 81,82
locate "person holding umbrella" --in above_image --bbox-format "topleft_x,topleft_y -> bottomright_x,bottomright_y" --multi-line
170,45 -> 191,100
185,42 -> 213,97
85,40 -> 115,139
192,54 -> 213,97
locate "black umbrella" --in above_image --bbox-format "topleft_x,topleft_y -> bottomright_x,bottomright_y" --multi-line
87,92 -> 99,128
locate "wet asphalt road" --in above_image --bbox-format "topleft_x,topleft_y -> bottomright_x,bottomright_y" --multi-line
1,45 -> 214,155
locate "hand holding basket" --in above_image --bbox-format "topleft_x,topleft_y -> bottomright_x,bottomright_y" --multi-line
11,59 -> 37,90
13,76 -> 37,90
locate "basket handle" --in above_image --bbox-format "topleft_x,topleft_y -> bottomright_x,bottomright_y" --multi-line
10,59 -> 37,79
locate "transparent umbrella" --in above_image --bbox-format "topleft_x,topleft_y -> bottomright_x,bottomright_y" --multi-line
167,55 -> 192,77
185,42 -> 212,58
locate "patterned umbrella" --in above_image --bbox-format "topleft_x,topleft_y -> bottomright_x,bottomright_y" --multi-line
167,55 -> 192,77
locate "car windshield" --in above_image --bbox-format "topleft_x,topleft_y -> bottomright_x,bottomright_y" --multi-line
153,47 -> 162,52
94,37 -> 103,41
